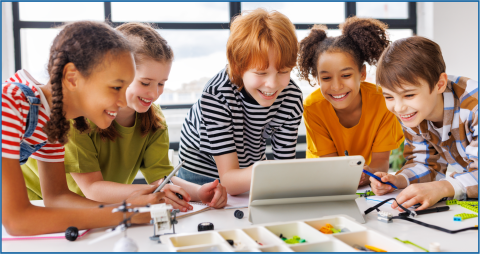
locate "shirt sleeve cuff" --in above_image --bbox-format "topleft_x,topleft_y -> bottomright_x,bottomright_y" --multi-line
441,175 -> 467,200
398,173 -> 410,187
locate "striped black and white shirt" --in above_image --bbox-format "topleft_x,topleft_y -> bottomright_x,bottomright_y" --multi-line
178,68 -> 304,178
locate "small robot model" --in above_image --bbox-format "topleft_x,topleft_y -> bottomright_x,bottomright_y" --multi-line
149,203 -> 180,242
88,201 -> 179,251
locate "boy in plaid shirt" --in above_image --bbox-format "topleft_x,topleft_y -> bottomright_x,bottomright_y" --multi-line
370,36 -> 478,210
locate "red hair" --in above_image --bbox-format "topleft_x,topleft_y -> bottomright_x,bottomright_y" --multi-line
227,8 -> 298,89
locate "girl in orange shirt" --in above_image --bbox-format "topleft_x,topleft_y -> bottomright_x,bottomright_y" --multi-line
298,17 -> 404,187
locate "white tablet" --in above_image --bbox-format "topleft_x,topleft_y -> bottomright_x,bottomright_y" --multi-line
248,156 -> 366,224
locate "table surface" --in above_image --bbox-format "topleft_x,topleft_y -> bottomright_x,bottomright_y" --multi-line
2,194 -> 478,252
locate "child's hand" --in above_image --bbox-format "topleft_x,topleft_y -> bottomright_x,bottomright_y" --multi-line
126,185 -> 166,206
197,179 -> 228,208
370,172 -> 398,196
157,179 -> 193,212
392,181 -> 455,211
358,165 -> 372,187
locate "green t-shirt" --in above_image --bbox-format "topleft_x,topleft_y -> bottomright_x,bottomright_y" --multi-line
21,105 -> 173,199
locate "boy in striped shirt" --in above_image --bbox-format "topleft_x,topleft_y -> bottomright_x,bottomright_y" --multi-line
371,36 -> 478,210
178,9 -> 304,195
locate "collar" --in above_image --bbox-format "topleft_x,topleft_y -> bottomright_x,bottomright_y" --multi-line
416,80 -> 455,142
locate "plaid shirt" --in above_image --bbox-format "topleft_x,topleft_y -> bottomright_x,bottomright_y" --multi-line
397,75 -> 478,200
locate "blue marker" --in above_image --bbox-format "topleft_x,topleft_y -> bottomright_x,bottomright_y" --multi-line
345,150 -> 398,189
362,169 -> 398,189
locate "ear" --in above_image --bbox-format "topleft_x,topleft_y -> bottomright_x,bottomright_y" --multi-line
360,65 -> 367,82
435,73 -> 449,94
62,63 -> 79,92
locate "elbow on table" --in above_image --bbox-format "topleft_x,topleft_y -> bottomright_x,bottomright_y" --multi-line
2,207 -> 35,236
224,185 -> 245,196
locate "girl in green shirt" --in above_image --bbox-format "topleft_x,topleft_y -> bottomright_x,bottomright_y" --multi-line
22,22 -> 228,211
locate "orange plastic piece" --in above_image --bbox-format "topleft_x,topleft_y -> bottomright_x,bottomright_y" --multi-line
319,223 -> 335,234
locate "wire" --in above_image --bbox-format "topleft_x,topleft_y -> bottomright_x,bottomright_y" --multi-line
364,198 -> 479,234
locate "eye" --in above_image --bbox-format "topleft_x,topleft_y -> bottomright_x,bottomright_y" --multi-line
384,96 -> 393,100
141,82 -> 149,86
342,74 -> 352,78
405,94 -> 415,98
255,72 -> 267,75
321,77 -> 331,81
158,83 -> 164,86
112,87 -> 122,91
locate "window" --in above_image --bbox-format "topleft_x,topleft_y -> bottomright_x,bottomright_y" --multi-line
11,2 -> 417,154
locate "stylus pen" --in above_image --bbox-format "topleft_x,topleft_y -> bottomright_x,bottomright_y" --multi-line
153,160 -> 185,193
398,206 -> 449,217
362,169 -> 398,189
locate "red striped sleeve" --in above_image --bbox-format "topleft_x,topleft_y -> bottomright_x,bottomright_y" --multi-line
14,73 -> 23,83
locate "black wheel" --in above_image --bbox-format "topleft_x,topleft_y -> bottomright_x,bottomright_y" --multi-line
65,226 -> 79,241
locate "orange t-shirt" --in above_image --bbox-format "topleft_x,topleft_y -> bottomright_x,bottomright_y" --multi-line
303,82 -> 404,164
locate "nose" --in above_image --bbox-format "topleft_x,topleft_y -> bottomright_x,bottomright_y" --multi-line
118,89 -> 127,108
330,77 -> 343,91
265,74 -> 278,89
147,84 -> 162,100
394,99 -> 406,113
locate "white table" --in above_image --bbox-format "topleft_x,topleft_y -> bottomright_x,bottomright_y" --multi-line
2,197 -> 478,252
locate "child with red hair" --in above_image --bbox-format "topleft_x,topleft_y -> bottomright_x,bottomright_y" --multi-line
178,8 -> 304,195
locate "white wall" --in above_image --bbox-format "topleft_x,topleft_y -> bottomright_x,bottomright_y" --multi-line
417,2 -> 478,80
2,2 -> 15,82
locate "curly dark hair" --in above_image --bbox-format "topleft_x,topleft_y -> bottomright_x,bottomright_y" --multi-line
297,16 -> 390,87
94,22 -> 173,142
44,21 -> 132,144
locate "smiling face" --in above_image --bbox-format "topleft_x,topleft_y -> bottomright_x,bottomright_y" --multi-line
76,51 -> 135,129
316,52 -> 366,110
126,58 -> 172,113
382,78 -> 445,128
241,50 -> 292,107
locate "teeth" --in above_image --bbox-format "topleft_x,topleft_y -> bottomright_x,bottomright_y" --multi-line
260,91 -> 275,97
106,111 -> 117,117
332,93 -> 347,99
401,112 -> 416,118
139,97 -> 151,103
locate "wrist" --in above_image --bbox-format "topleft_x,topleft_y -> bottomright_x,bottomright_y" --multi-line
437,180 -> 455,198
394,175 -> 408,189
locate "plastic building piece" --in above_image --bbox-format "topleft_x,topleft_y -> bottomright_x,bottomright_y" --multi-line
429,242 -> 440,252
446,199 -> 457,205
198,222 -> 214,232
319,223 -> 344,234
226,239 -> 234,246
283,235 -> 307,244
65,226 -> 79,241
459,203 -> 478,213
446,199 -> 478,213
330,228 -> 341,233
234,210 -> 244,219
357,190 -> 376,197
340,228 -> 350,233
378,211 -> 393,223
365,245 -> 387,252
394,237 -> 429,252
91,200 -> 180,249
453,213 -> 478,221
